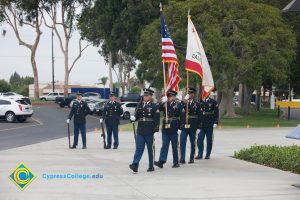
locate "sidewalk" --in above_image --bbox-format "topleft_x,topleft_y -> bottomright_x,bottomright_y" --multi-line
1,127 -> 300,200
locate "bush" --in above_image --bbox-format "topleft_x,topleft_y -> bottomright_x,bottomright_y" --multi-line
130,86 -> 141,94
11,84 -> 29,96
234,145 -> 300,174
0,79 -> 10,92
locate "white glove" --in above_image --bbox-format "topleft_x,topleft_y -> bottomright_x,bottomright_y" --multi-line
66,119 -> 70,124
184,94 -> 189,100
99,118 -> 103,123
213,124 -> 217,128
161,96 -> 168,103
130,116 -> 136,122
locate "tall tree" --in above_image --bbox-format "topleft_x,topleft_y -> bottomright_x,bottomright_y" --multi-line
135,0 -> 296,117
251,0 -> 300,96
41,0 -> 91,95
115,51 -> 135,95
0,0 -> 42,99
9,71 -> 21,85
78,0 -> 167,91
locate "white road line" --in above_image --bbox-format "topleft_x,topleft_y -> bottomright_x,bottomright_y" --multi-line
0,124 -> 40,132
0,117 -> 43,132
31,117 -> 44,125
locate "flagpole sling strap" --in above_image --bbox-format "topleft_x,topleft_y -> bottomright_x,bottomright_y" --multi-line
163,62 -> 170,128
189,115 -> 198,119
185,71 -> 190,129
163,117 -> 180,122
138,118 -> 154,122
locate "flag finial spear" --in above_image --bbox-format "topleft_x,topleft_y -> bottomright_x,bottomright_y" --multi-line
160,2 -> 163,12
188,9 -> 191,18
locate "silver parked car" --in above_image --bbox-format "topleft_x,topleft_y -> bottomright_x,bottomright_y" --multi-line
40,92 -> 64,101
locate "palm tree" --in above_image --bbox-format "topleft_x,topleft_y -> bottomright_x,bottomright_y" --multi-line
98,77 -> 108,99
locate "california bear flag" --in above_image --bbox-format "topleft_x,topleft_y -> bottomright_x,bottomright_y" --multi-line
185,15 -> 214,100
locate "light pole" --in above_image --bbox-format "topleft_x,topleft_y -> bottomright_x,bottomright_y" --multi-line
51,26 -> 55,92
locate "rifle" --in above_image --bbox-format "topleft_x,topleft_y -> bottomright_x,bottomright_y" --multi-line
132,95 -> 143,146
100,120 -> 107,149
67,123 -> 71,149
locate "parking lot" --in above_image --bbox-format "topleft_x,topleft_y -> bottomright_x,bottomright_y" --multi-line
0,104 -> 130,151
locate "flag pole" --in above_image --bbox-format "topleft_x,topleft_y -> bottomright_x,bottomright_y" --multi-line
160,3 -> 169,128
185,9 -> 191,129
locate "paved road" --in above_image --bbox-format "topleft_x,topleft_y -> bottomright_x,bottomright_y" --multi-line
1,128 -> 300,199
0,105 -> 129,151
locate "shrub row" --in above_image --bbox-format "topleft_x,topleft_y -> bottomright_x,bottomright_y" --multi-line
234,145 -> 300,174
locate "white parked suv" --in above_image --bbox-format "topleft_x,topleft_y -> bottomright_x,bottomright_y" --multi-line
0,97 -> 34,122
0,92 -> 32,105
40,92 -> 64,101
121,102 -> 138,119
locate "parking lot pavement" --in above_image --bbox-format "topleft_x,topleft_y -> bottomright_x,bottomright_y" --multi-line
0,117 -> 42,132
0,128 -> 300,199
0,105 -> 130,151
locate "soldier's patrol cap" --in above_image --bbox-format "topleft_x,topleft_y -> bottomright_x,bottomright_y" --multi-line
143,88 -> 154,96
76,92 -> 83,96
109,92 -> 116,97
188,87 -> 196,94
167,90 -> 177,97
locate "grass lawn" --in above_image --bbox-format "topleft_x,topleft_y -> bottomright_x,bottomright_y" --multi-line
120,122 -> 136,132
220,108 -> 299,128
120,107 -> 299,131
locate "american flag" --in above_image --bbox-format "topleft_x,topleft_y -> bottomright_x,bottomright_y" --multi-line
160,12 -> 180,94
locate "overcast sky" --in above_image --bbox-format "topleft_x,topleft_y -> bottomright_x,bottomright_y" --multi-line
0,22 -> 117,86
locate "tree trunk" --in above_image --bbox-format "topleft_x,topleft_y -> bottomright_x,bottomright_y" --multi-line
242,84 -> 252,115
31,50 -> 40,99
64,47 -> 69,96
64,71 -> 69,96
126,69 -> 130,91
263,85 -> 266,105
256,87 -> 261,111
238,83 -> 244,108
6,7 -> 41,99
219,87 -> 236,117
118,56 -> 125,96
108,51 -> 113,92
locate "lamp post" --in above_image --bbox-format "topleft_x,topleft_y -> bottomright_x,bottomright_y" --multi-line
51,26 -> 55,92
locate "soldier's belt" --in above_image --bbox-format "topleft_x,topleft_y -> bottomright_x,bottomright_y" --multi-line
203,112 -> 214,115
163,117 -> 180,121
138,118 -> 154,122
188,115 -> 198,119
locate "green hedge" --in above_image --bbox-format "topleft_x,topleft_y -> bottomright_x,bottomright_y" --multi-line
234,145 -> 300,174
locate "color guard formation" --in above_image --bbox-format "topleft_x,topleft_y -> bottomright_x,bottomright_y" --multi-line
66,5 -> 219,174
129,87 -> 219,173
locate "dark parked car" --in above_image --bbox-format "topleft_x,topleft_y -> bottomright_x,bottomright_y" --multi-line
94,101 -> 108,116
120,93 -> 141,102
55,93 -> 77,108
